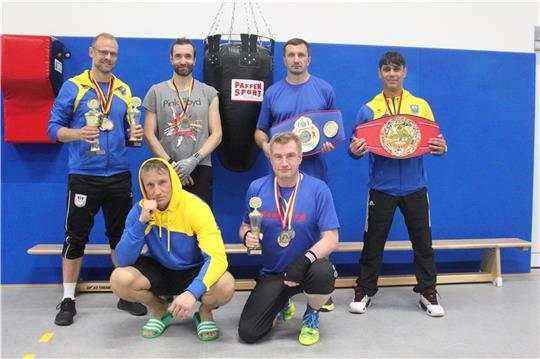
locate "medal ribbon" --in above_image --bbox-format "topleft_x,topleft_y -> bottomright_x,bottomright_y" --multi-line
274,175 -> 300,232
383,91 -> 402,115
88,71 -> 115,115
172,78 -> 194,118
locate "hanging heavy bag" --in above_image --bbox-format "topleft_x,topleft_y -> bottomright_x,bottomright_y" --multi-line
204,34 -> 274,172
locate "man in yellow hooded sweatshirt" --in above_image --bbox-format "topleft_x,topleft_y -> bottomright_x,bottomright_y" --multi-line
110,158 -> 234,340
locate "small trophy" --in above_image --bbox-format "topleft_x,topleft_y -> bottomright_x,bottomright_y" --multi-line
85,99 -> 105,156
248,196 -> 263,255
127,97 -> 142,147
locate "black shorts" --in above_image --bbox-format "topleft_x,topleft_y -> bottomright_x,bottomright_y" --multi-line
133,256 -> 203,296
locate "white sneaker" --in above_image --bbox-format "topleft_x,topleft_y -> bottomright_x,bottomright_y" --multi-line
349,286 -> 372,314
419,288 -> 445,317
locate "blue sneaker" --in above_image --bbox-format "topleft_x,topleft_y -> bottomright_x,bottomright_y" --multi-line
299,305 -> 320,345
278,299 -> 295,321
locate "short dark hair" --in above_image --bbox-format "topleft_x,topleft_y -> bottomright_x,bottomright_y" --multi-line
379,51 -> 406,69
170,37 -> 196,58
283,38 -> 310,56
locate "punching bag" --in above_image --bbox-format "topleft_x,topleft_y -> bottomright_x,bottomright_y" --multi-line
1,34 -> 65,143
204,34 -> 274,172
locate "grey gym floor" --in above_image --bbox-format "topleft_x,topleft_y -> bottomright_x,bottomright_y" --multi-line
2,274 -> 539,359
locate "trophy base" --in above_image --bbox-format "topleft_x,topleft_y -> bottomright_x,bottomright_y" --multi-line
85,149 -> 106,156
126,140 -> 142,148
247,248 -> 262,256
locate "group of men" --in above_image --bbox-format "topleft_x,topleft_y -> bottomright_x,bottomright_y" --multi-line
47,33 -> 447,345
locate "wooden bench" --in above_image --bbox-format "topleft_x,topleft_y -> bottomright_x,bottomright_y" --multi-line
27,238 -> 531,292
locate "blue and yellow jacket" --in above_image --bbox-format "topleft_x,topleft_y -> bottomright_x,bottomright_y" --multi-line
352,90 -> 435,196
115,158 -> 228,299
48,70 -> 132,176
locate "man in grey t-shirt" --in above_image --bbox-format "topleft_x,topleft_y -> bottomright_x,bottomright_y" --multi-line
143,37 -> 222,207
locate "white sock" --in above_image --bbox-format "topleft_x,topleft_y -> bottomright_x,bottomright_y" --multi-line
63,283 -> 76,300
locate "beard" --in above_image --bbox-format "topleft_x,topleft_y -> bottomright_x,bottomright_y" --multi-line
174,64 -> 194,77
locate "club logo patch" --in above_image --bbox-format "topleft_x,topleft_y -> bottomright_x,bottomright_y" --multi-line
74,193 -> 87,208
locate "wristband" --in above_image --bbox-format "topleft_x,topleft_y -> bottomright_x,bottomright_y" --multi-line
242,230 -> 252,247
193,152 -> 202,163
167,157 -> 174,164
305,250 -> 317,263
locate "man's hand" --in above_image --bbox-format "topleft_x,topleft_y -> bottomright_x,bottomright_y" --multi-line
79,126 -> 100,144
181,175 -> 194,187
262,142 -> 271,159
168,291 -> 197,320
176,155 -> 200,181
349,137 -> 366,157
320,142 -> 335,153
284,251 -> 317,287
139,199 -> 157,223
244,231 -> 263,248
429,134 -> 447,156
126,124 -> 144,140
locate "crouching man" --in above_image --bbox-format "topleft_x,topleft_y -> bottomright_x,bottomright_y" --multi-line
111,158 -> 234,340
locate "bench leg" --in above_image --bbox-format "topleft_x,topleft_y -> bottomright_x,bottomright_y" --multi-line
480,248 -> 502,287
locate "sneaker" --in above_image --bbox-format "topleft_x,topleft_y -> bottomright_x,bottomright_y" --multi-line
117,299 -> 148,316
299,305 -> 320,345
349,286 -> 372,314
55,298 -> 77,326
278,299 -> 296,321
319,297 -> 335,312
419,287 -> 445,317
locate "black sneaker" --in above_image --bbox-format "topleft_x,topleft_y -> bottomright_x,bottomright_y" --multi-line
320,297 -> 335,312
55,298 -> 76,326
117,298 -> 147,316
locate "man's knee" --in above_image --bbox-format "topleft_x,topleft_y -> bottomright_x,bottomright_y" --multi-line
202,271 -> 235,306
110,267 -> 137,294
304,259 -> 336,295
62,236 -> 86,259
238,319 -> 263,344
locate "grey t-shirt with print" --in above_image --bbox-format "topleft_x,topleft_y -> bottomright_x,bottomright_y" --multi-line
143,79 -> 218,167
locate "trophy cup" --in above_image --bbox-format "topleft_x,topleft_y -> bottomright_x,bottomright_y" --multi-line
127,97 -> 142,147
247,196 -> 263,255
85,99 -> 106,156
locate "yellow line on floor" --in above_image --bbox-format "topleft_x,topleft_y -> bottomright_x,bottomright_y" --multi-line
39,332 -> 54,342
22,354 -> 35,359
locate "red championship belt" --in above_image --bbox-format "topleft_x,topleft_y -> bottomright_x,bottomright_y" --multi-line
355,114 -> 440,159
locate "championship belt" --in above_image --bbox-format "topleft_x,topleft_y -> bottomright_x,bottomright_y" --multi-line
269,110 -> 345,156
354,114 -> 440,159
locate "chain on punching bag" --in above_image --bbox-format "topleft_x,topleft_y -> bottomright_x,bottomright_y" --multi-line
204,1 -> 274,172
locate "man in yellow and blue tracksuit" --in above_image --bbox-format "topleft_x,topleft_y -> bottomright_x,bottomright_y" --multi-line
110,158 -> 235,340
349,51 -> 448,317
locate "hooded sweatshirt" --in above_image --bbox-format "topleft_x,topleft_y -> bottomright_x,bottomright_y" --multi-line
115,158 -> 228,299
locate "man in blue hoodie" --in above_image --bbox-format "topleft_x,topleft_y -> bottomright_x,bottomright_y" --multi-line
48,33 -> 146,326
110,158 -> 234,340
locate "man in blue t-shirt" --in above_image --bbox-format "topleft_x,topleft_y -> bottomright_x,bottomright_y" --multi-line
238,132 -> 339,346
254,38 -> 337,184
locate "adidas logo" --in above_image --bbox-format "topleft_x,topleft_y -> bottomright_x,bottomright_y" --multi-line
369,200 -> 375,206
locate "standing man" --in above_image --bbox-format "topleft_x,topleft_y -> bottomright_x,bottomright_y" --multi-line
143,37 -> 222,208
349,51 -> 448,317
254,37 -> 337,311
48,33 -> 147,326
238,132 -> 339,346
110,158 -> 235,340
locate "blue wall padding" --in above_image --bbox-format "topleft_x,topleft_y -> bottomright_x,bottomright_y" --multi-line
1,36 -> 535,284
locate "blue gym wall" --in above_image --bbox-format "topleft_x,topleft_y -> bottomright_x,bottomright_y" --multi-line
1,36 -> 535,284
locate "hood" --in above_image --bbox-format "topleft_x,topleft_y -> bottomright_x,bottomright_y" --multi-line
138,157 -> 186,252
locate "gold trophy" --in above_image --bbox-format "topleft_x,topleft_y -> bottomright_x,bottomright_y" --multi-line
127,97 -> 142,147
248,196 -> 263,255
85,99 -> 106,155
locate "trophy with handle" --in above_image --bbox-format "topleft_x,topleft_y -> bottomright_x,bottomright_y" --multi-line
127,96 -> 142,147
248,196 -> 263,255
85,99 -> 106,155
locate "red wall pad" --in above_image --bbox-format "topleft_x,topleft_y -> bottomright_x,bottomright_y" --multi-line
1,35 -> 65,143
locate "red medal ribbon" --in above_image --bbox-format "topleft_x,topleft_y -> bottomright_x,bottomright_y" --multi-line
88,71 -> 115,115
172,78 -> 194,118
274,175 -> 301,232
383,91 -> 402,116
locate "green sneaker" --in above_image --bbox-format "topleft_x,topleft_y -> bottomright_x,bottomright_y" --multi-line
320,297 -> 335,312
298,306 -> 320,345
278,299 -> 295,321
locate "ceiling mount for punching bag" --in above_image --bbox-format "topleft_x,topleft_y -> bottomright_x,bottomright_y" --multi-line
204,1 -> 274,172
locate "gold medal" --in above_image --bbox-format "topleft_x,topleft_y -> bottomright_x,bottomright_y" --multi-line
278,231 -> 291,247
323,120 -> 339,138
99,116 -> 114,131
293,116 -> 320,153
